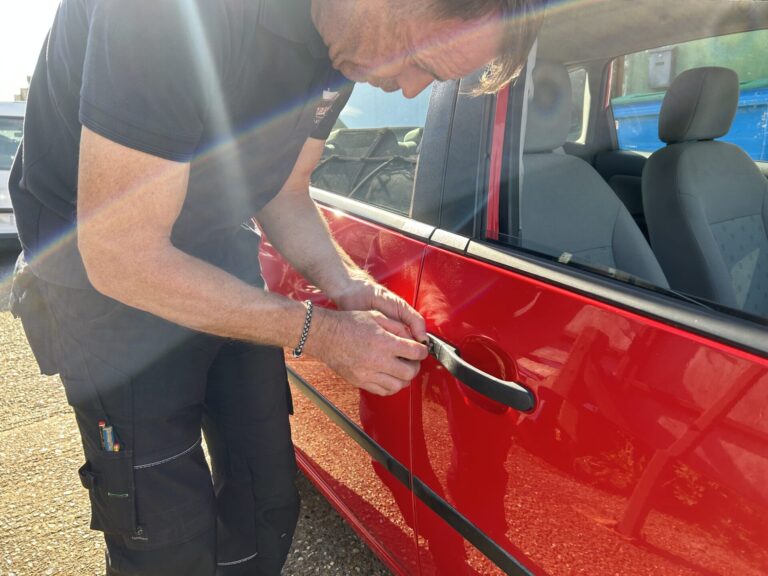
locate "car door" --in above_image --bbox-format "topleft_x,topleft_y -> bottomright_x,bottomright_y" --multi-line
409,69 -> 768,576
259,81 -> 454,575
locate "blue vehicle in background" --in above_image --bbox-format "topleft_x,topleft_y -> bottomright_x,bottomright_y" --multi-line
613,78 -> 768,161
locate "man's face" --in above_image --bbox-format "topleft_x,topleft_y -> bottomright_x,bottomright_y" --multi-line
326,9 -> 504,99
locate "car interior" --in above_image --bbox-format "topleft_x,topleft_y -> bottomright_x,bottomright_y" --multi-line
531,0 -> 768,320
311,0 -> 768,323
643,67 -> 768,317
312,125 -> 423,215
519,60 -> 669,289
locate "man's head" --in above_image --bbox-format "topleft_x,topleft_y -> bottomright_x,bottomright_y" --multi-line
312,0 -> 546,98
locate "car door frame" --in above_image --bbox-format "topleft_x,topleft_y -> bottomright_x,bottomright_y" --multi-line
406,60 -> 768,576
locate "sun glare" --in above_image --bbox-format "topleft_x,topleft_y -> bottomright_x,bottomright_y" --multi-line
0,1 -> 61,101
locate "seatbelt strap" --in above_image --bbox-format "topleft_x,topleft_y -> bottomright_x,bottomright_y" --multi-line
515,38 -> 538,245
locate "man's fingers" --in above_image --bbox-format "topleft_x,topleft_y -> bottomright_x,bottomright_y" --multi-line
370,373 -> 410,396
372,291 -> 428,342
391,358 -> 422,382
372,357 -> 422,383
392,299 -> 427,342
324,308 -> 428,394
401,309 -> 427,343
372,314 -> 412,339
390,335 -> 429,361
359,382 -> 393,397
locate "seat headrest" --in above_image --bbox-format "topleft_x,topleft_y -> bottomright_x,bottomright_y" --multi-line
524,61 -> 572,154
659,67 -> 739,144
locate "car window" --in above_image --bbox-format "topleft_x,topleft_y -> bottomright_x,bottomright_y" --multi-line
0,116 -> 23,171
567,67 -> 589,143
493,56 -> 768,325
311,83 -> 431,217
610,30 -> 768,161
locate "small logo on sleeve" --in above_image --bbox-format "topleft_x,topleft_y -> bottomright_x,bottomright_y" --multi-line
315,89 -> 340,125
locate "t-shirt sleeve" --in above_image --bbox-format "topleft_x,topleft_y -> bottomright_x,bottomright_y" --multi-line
79,0 -> 217,162
310,82 -> 355,142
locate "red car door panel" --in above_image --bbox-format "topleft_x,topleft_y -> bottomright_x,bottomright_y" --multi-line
259,199 -> 430,575
411,243 -> 768,576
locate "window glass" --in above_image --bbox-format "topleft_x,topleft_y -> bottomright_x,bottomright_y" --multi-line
311,84 -> 431,216
567,67 -> 589,143
611,30 -> 768,161
495,54 -> 768,325
497,60 -> 669,296
0,116 -> 23,171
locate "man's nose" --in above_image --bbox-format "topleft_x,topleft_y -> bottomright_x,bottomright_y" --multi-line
398,67 -> 435,99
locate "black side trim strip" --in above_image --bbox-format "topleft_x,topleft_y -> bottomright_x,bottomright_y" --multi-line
288,368 -> 408,488
287,368 -> 532,576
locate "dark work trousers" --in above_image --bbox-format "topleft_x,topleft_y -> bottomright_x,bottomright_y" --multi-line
10,267 -> 299,576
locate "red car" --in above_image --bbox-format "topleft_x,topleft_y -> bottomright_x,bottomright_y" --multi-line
260,1 -> 768,574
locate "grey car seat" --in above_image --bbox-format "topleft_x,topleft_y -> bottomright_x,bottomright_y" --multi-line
643,67 -> 768,316
522,61 -> 668,287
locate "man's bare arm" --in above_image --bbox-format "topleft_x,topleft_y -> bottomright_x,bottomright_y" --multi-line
257,139 -> 427,343
78,127 -> 309,346
77,128 -> 426,395
256,139 -> 365,297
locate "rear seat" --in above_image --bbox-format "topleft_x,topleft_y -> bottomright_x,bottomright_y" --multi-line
521,61 -> 669,288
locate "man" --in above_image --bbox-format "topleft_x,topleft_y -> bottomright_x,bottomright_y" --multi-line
9,0 -> 542,574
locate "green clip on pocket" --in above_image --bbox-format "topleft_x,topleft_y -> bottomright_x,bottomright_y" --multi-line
78,450 -> 137,536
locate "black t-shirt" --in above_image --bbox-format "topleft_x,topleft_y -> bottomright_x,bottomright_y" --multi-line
10,0 -> 352,288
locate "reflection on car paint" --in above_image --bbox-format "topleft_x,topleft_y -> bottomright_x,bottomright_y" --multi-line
414,245 -> 768,575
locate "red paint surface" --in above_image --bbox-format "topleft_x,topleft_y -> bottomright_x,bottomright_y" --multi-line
260,206 -> 427,575
296,448 -> 410,576
411,245 -> 768,575
260,205 -> 768,576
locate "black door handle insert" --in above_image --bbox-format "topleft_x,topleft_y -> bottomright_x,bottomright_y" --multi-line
427,334 -> 535,412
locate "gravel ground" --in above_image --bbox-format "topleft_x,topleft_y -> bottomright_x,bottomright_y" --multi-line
0,249 -> 390,576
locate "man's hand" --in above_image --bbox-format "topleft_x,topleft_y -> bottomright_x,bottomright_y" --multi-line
306,308 -> 429,396
332,278 -> 428,344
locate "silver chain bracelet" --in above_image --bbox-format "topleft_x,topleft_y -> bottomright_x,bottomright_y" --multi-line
291,300 -> 314,359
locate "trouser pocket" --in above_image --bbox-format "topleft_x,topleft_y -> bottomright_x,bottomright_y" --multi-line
79,449 -> 138,537
9,253 -> 59,375
132,441 -> 215,549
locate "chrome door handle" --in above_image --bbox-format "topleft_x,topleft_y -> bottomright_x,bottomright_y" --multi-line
427,334 -> 535,412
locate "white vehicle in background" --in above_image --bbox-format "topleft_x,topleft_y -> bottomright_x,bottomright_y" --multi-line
0,101 -> 25,251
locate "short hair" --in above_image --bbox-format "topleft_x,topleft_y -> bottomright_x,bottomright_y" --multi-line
433,0 -> 547,94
